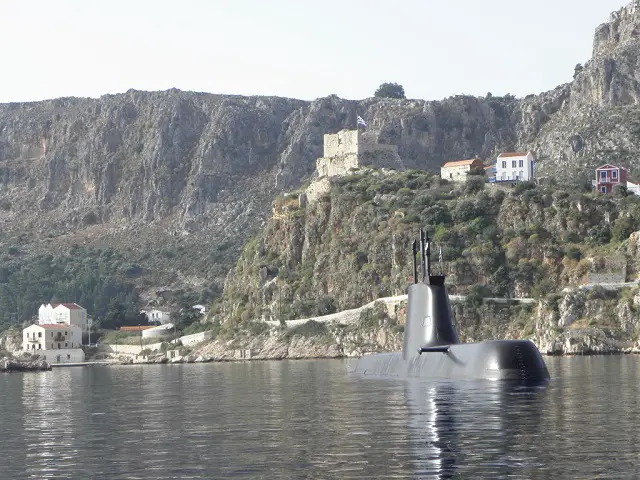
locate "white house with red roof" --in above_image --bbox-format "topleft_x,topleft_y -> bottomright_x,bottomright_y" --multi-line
495,152 -> 535,182
38,302 -> 88,335
440,158 -> 484,182
22,324 -> 85,363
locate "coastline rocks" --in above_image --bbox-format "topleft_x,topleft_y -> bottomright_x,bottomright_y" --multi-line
0,356 -> 51,372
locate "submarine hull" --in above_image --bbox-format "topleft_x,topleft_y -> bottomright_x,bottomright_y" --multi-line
352,340 -> 550,382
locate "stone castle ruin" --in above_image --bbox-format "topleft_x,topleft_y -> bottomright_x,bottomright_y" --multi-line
298,129 -> 405,206
315,129 -> 405,177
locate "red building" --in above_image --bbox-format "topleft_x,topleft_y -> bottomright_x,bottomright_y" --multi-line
595,164 -> 628,193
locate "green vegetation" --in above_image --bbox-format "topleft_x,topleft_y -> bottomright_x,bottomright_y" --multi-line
374,82 -> 406,99
0,246 -> 141,330
212,169 -> 640,332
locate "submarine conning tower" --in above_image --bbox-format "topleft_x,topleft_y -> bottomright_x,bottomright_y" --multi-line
403,229 -> 460,361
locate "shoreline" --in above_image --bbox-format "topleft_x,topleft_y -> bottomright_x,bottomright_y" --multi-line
96,348 -> 640,366
5,350 -> 640,371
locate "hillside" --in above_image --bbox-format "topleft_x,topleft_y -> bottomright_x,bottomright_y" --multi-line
2,1 -> 640,326
198,170 -> 640,357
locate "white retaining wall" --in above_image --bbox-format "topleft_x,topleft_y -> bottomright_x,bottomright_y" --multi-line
99,330 -> 214,354
180,331 -> 213,346
264,294 -> 536,328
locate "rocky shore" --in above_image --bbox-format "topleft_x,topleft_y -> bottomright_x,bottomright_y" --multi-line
0,357 -> 51,372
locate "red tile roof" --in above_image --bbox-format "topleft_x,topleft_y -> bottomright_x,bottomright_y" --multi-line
442,159 -> 480,168
119,326 -> 154,332
498,152 -> 530,158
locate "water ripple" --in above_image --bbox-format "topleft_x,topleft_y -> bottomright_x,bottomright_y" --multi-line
1,357 -> 640,478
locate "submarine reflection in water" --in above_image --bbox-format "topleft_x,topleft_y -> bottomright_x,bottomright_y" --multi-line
353,229 -> 550,382
405,380 -> 548,479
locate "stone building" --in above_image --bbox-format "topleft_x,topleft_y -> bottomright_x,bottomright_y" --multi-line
315,129 -> 404,177
440,159 -> 484,182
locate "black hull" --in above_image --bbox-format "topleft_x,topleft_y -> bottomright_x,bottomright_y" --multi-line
353,340 -> 550,383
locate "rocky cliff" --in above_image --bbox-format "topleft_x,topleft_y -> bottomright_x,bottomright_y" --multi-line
2,2 -> 640,322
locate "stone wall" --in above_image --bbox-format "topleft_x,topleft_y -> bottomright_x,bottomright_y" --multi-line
441,165 -> 471,182
587,272 -> 627,284
99,343 -> 160,355
180,330 -> 213,346
316,129 -> 404,177
316,153 -> 359,177
323,130 -> 359,158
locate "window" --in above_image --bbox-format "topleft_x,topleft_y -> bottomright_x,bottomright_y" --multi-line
67,354 -> 71,360
501,161 -> 506,168
51,343 -> 53,348
612,170 -> 618,179
519,171 -> 524,179
38,344 -> 41,350
512,160 -> 516,168
518,160 -> 523,167
65,343 -> 68,348
58,343 -> 61,349
601,171 -> 607,179
50,332 -> 53,337
38,332 -> 42,338
601,186 -> 607,193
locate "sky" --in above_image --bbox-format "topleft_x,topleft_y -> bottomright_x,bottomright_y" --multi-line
0,0 -> 630,103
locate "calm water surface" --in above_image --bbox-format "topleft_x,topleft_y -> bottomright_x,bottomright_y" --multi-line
1,356 -> 640,479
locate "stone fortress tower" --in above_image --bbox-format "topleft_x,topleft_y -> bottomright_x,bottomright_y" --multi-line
315,129 -> 405,177
300,128 -> 405,205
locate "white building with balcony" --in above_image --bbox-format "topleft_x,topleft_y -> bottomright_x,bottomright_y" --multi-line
23,324 -> 85,363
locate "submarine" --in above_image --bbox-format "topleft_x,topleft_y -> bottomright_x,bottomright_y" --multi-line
352,229 -> 550,382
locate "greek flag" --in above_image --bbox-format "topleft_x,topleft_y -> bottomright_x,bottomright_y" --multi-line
357,115 -> 367,127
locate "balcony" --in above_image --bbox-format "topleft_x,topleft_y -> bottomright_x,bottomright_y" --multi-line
27,337 -> 41,343
598,174 -> 619,184
52,336 -> 66,343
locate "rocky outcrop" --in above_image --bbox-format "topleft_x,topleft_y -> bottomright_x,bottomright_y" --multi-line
0,356 -> 51,372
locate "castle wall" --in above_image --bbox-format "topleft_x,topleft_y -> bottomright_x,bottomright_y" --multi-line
323,130 -> 359,158
318,129 -> 404,177
316,153 -> 359,177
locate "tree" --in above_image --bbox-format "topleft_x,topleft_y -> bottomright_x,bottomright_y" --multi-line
374,82 -> 405,99
614,184 -> 629,198
611,216 -> 635,243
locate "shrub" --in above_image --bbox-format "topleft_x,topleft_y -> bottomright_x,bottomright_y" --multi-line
374,82 -> 405,99
564,246 -> 582,261
612,216 -> 635,243
286,320 -> 329,339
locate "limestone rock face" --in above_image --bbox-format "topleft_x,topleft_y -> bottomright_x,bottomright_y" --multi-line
2,2 -> 640,299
